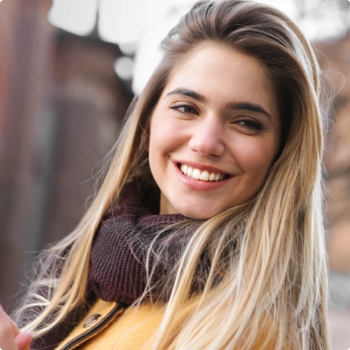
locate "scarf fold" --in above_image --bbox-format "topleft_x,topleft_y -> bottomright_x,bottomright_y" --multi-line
89,182 -> 193,305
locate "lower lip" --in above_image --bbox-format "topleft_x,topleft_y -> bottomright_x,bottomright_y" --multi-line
174,163 -> 231,191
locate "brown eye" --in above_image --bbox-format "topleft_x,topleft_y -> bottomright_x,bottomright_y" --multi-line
170,103 -> 197,114
237,118 -> 264,130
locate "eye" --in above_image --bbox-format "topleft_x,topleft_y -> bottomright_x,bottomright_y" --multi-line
170,103 -> 198,114
236,118 -> 264,131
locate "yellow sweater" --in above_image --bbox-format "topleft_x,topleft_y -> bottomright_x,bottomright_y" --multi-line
81,302 -> 167,349
56,299 -> 285,350
56,300 -> 170,350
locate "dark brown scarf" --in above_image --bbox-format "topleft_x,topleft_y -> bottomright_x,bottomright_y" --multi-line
88,181 -> 195,304
28,181 -> 204,349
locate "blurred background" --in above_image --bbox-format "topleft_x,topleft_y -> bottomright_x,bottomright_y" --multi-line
0,0 -> 349,348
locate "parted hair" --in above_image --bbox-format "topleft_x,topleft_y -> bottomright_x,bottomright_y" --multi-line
15,1 -> 330,349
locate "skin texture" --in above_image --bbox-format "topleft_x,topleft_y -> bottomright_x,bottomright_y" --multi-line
148,43 -> 281,219
0,305 -> 31,350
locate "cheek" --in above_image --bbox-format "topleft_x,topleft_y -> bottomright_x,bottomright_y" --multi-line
148,120 -> 174,172
233,137 -> 278,176
149,118 -> 186,157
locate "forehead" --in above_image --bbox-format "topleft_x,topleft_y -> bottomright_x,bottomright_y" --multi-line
160,43 -> 279,122
169,42 -> 269,85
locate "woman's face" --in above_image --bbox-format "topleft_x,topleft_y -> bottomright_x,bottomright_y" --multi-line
147,43 -> 281,219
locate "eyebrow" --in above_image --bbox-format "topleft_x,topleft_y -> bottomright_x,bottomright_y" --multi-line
166,88 -> 205,102
227,102 -> 271,119
166,88 -> 271,119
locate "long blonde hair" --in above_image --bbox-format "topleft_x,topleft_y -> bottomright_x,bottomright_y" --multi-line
15,1 -> 329,349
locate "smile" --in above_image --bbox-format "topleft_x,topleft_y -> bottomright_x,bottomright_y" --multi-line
179,164 -> 229,182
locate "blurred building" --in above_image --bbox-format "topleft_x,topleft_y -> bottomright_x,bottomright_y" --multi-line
313,37 -> 350,350
316,37 -> 350,275
0,0 -> 132,309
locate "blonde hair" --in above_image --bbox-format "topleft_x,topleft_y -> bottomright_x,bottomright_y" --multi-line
15,1 -> 330,349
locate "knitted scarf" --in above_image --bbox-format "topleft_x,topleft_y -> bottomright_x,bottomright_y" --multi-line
88,181 -> 196,304
28,181 -> 203,349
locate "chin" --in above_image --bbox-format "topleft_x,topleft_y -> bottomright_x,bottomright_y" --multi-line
174,205 -> 222,220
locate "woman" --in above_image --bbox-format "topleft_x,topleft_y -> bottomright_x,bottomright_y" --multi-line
0,0 -> 330,349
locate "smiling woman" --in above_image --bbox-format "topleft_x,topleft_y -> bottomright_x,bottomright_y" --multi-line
1,1 -> 329,350
148,44 -> 280,219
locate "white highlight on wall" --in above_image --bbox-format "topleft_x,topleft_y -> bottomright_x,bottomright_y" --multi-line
48,0 -> 98,36
131,3 -> 194,94
114,56 -> 134,81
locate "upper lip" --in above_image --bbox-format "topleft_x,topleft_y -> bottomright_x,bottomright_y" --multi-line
174,159 -> 233,176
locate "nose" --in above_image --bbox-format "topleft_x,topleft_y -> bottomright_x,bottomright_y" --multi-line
188,116 -> 225,157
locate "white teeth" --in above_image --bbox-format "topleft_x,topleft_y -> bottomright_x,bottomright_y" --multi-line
180,164 -> 226,182
192,168 -> 201,180
200,170 -> 209,181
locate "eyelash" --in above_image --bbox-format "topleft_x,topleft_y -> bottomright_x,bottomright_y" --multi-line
170,103 -> 197,114
170,103 -> 264,131
236,118 -> 264,131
